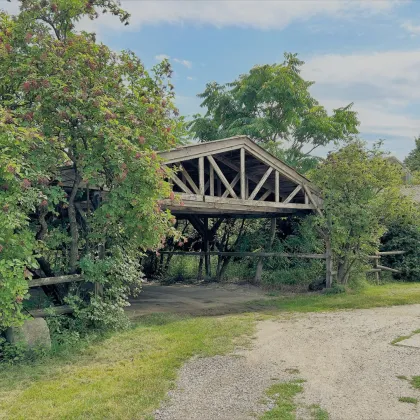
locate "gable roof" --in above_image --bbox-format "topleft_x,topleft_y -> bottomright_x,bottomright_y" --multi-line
159,135 -> 318,194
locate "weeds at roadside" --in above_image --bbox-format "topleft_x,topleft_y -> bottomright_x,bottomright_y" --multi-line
396,375 -> 408,381
398,397 -> 418,404
260,380 -> 305,420
411,376 -> 420,390
391,329 -> 420,345
309,404 -> 330,420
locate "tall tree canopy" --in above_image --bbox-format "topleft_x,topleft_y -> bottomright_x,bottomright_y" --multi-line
188,53 -> 359,172
0,0 -> 183,329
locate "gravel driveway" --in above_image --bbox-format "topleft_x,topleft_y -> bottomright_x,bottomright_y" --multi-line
155,304 -> 420,420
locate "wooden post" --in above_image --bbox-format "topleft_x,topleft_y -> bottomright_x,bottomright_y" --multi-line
203,217 -> 211,280
240,148 -> 246,200
199,157 -> 205,196
275,170 -> 279,203
210,165 -> 214,196
95,243 -> 105,297
373,252 -> 380,284
325,238 -> 333,288
254,218 -> 276,283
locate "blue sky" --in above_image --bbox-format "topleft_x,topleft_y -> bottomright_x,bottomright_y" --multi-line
3,0 -> 420,159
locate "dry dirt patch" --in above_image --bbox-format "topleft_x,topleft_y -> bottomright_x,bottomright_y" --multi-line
155,305 -> 420,420
127,283 -> 269,317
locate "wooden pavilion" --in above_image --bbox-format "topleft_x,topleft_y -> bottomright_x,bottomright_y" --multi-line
158,136 -> 329,284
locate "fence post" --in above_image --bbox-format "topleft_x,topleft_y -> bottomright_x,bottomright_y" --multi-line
373,252 -> 380,284
325,238 -> 333,288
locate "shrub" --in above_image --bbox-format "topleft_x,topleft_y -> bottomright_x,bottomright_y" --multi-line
381,222 -> 420,281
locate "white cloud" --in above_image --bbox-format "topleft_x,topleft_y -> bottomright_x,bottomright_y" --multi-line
62,0 -> 401,33
155,54 -> 170,61
401,21 -> 420,36
187,76 -> 195,81
302,50 -> 420,158
173,58 -> 192,69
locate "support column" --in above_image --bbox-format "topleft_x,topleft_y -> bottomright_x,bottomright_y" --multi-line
254,218 -> 276,283
325,238 -> 333,288
203,217 -> 211,280
240,148 -> 246,200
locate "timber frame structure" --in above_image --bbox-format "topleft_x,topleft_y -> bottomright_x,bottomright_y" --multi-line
158,136 -> 331,285
159,136 -> 322,217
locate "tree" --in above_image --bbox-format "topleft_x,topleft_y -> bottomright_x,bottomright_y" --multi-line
404,136 -> 420,173
188,53 -> 359,172
310,141 -> 419,284
0,0 -> 183,329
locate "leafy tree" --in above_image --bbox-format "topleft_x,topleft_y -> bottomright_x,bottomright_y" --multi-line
310,141 -> 419,284
404,136 -> 420,173
0,0 -> 183,329
188,53 -> 359,172
381,222 -> 420,282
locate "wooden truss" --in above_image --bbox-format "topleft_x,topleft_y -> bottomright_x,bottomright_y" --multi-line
159,136 -> 322,217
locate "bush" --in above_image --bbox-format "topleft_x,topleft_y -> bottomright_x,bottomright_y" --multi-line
381,222 -> 420,281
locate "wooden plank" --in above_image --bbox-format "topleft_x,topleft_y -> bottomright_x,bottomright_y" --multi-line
377,251 -> 406,256
29,274 -> 83,288
207,155 -> 237,198
171,172 -> 193,194
210,165 -> 214,196
181,167 -> 200,194
199,157 -> 205,196
222,173 -> 240,198
159,136 -> 246,164
249,167 -> 273,200
159,251 -> 326,259
377,264 -> 401,274
259,190 -> 271,201
161,195 -> 316,212
240,147 -> 246,200
30,305 -> 73,317
275,170 -> 279,203
302,183 -> 323,216
283,185 -> 302,204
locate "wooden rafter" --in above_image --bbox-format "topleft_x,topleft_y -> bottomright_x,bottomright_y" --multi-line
207,155 -> 237,198
170,172 -> 193,194
179,167 -> 198,194
222,173 -> 240,198
249,167 -> 273,200
283,185 -> 302,204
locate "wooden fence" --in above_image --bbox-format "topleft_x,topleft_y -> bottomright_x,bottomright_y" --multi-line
27,250 -> 406,316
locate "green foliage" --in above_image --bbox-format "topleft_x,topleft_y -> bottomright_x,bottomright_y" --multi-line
404,136 -> 420,172
398,397 -> 418,404
310,141 -> 419,284
189,53 -> 359,171
322,284 -> 346,295
381,222 -> 420,281
0,1 -> 183,328
411,376 -> 420,390
261,380 -> 304,420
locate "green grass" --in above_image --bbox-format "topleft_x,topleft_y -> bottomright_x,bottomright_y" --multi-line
309,404 -> 330,420
397,375 -> 408,381
2,282 -> 420,419
398,397 -> 418,404
251,283 -> 420,313
260,380 -> 304,420
411,376 -> 420,390
391,329 -> 420,345
0,313 -> 254,420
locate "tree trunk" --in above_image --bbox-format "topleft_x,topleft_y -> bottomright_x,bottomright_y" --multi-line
68,169 -> 81,273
